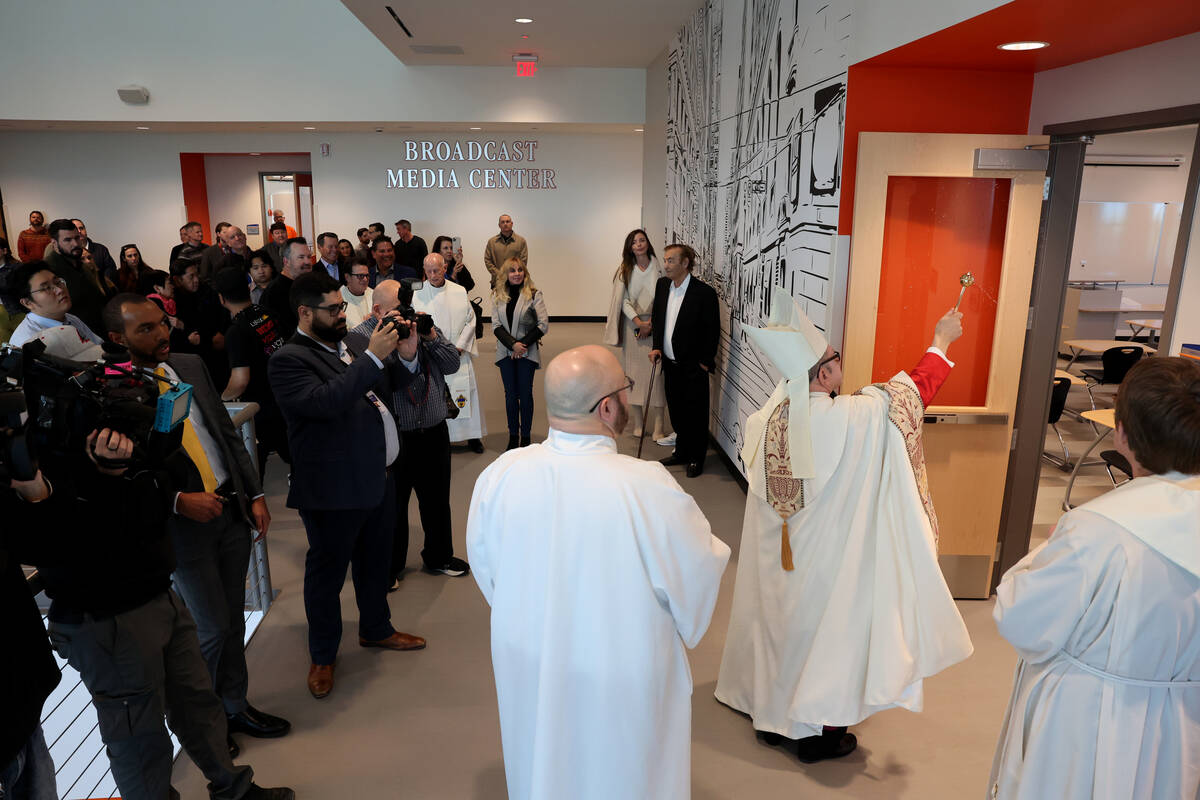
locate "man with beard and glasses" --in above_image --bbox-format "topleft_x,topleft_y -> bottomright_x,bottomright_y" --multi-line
466,345 -> 729,800
267,271 -> 427,701
44,217 -> 111,334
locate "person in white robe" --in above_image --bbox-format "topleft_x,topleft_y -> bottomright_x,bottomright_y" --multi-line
467,344 -> 730,800
990,356 -> 1200,800
340,261 -> 374,330
413,253 -> 486,452
715,291 -> 973,762
603,229 -> 667,440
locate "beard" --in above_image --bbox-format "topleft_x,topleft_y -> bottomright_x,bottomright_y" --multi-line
312,317 -> 348,342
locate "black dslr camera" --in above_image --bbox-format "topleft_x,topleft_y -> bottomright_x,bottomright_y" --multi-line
379,284 -> 434,340
0,341 -> 190,481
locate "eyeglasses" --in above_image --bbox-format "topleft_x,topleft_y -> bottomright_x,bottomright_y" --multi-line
304,301 -> 348,315
30,276 -> 67,295
349,272 -> 371,280
588,376 -> 635,413
816,350 -> 841,370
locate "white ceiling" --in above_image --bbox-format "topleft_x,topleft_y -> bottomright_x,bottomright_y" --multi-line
340,0 -> 701,67
1089,125 -> 1198,158
0,120 -> 642,135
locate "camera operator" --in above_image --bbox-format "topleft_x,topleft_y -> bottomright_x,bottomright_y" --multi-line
3,417 -> 293,799
347,279 -> 468,589
102,293 -> 290,757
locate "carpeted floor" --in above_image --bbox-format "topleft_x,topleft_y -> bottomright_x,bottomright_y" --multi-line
173,322 -> 1094,799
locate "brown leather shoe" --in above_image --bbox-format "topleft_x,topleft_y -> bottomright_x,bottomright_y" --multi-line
307,663 -> 334,699
358,631 -> 427,651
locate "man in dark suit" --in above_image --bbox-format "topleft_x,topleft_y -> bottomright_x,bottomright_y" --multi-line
261,238 -> 311,338
104,293 -> 291,756
649,243 -> 720,478
267,271 -> 426,701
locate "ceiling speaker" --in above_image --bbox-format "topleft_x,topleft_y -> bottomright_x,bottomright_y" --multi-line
117,85 -> 150,104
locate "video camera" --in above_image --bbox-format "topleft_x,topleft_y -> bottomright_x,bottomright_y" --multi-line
0,340 -> 192,481
379,281 -> 434,340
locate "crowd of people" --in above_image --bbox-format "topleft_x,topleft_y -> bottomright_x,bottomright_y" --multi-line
2,207 -> 1198,800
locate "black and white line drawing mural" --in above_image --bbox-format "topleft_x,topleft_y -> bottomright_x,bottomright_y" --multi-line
666,0 -> 852,475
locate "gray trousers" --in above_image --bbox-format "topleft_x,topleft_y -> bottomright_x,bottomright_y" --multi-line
47,591 -> 253,800
170,503 -> 252,715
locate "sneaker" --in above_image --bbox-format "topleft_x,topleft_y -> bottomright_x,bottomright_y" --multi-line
425,556 -> 470,577
656,432 -> 677,447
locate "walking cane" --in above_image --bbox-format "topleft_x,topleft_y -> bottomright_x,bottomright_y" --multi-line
636,360 -> 660,460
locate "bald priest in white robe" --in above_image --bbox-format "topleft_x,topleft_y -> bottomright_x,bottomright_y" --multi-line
990,356 -> 1200,800
413,253 -> 487,452
467,344 -> 730,800
715,291 -> 974,762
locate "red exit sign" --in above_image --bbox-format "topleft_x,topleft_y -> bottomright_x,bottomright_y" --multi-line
516,61 -> 538,77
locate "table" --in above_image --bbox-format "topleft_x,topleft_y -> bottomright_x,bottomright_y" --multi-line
1062,339 -> 1157,370
1062,408 -> 1116,511
1127,318 -> 1163,341
1054,369 -> 1085,386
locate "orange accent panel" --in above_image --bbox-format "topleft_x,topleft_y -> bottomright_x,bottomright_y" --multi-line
872,176 -> 1010,407
839,65 -> 1032,236
179,153 -> 212,243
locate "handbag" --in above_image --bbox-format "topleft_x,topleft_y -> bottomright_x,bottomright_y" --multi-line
469,296 -> 484,339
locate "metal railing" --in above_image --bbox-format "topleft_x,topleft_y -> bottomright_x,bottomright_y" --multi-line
26,402 -> 274,799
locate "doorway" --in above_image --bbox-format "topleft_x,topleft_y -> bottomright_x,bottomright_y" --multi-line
260,171 -> 313,243
996,107 -> 1200,584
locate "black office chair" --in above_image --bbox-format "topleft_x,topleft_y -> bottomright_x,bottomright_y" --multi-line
1080,346 -> 1142,409
1099,449 -> 1133,486
1042,377 -> 1073,470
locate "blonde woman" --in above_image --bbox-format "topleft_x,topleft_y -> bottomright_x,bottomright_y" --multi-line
492,258 -> 549,449
603,228 -> 667,440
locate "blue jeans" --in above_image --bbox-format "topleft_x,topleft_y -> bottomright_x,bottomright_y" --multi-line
497,356 -> 537,437
0,725 -> 57,800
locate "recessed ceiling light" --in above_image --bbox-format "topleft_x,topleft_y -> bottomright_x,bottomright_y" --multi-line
470,126 -> 482,130
136,126 -> 150,130
514,17 -> 533,24
634,128 -> 644,132
249,152 -> 261,156
998,41 -> 1049,51
303,126 -> 316,130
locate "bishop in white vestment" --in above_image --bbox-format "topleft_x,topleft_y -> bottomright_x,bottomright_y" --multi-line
467,345 -> 730,800
413,253 -> 486,448
990,356 -> 1200,800
715,292 -> 973,761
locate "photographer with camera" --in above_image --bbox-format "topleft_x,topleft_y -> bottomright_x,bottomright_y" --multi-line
267,271 -> 426,701
1,401 -> 293,798
347,278 -> 468,590
102,293 -> 290,757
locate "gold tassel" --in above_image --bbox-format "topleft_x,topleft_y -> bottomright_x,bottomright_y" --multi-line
780,519 -> 794,571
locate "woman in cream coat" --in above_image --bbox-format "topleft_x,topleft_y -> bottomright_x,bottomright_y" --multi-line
603,229 -> 667,440
492,258 -> 549,450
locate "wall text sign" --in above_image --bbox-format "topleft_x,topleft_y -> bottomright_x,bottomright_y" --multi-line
386,139 -> 557,190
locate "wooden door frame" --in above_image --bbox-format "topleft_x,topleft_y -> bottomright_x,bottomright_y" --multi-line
993,104 -> 1200,588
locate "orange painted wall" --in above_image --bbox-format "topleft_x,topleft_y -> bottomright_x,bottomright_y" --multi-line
178,153 -> 212,245
839,65 -> 1034,237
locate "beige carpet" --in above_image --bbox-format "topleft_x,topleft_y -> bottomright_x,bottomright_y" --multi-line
174,323 -> 1034,799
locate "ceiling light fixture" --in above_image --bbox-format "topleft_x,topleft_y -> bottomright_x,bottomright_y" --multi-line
136,125 -> 150,130
998,41 -> 1049,51
470,126 -> 482,130
303,126 -> 316,130
514,17 -> 533,24
634,128 -> 644,132
249,152 -> 261,156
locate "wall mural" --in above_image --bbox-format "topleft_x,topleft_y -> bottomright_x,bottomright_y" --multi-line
666,0 -> 852,475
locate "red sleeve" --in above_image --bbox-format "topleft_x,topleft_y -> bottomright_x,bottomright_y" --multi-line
910,351 -> 952,407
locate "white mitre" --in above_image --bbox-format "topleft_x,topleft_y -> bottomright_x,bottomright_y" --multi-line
740,289 -> 827,480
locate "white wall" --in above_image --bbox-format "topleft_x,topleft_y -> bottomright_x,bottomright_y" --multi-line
0,130 -> 642,316
1028,32 -> 1200,135
0,0 -> 644,126
205,155 -> 313,248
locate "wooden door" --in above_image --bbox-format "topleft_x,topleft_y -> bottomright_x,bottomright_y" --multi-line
845,132 -> 1047,598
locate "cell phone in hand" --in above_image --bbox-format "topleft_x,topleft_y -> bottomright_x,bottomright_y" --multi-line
452,236 -> 462,252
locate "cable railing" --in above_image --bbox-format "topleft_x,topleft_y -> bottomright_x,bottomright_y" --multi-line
27,402 -> 274,800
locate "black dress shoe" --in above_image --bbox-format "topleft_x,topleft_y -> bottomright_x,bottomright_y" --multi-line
796,729 -> 857,763
685,462 -> 704,478
227,705 -> 291,738
659,453 -> 685,467
228,735 -> 240,759
242,785 -> 295,800
506,435 -> 520,451
467,438 -> 485,453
